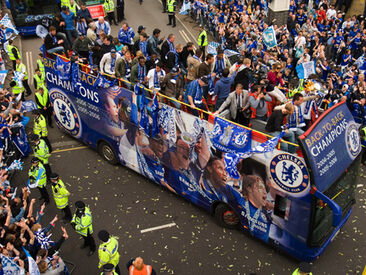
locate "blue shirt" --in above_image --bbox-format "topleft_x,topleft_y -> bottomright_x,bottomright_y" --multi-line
61,11 -> 76,30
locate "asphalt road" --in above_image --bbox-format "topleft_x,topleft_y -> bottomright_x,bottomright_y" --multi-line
11,0 -> 366,274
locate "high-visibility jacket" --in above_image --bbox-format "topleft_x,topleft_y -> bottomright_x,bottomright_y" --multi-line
52,179 -> 70,209
104,0 -> 115,13
60,0 -> 69,8
28,163 -> 47,188
167,0 -> 175,13
16,62 -> 28,80
34,139 -> 50,164
12,84 -> 24,95
35,90 -> 49,109
292,268 -> 312,275
98,236 -> 120,268
37,59 -> 45,78
34,73 -> 45,90
71,207 -> 93,237
129,264 -> 152,275
34,114 -> 48,137
198,30 -> 208,47
68,3 -> 77,14
7,44 -> 20,60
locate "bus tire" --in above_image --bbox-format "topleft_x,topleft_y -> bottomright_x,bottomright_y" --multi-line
98,141 -> 118,165
214,203 -> 240,229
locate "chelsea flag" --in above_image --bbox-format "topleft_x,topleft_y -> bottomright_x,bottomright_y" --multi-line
262,26 -> 277,48
296,61 -> 316,79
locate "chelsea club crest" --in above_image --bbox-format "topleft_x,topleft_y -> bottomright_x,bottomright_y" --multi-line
345,122 -> 361,159
270,153 -> 310,196
49,89 -> 82,138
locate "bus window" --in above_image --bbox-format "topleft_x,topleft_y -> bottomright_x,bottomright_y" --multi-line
274,194 -> 290,220
309,155 -> 361,247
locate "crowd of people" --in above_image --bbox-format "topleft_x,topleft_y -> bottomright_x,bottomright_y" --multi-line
0,0 -> 365,272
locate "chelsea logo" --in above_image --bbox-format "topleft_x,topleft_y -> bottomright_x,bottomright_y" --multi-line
270,153 -> 310,195
212,122 -> 222,137
49,89 -> 82,138
345,122 -> 361,159
232,131 -> 248,148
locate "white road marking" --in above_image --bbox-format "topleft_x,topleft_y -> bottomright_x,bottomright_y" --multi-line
140,222 -> 177,233
25,51 -> 30,81
181,29 -> 191,43
29,51 -> 34,85
179,30 -> 188,43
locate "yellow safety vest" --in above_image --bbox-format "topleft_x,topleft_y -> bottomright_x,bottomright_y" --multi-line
34,139 -> 50,164
52,179 -> 70,209
28,163 -> 47,188
34,114 -> 48,137
292,268 -> 313,275
104,0 -> 115,13
98,236 -> 120,268
198,30 -> 208,47
167,0 -> 175,13
16,63 -> 28,80
71,207 -> 93,237
7,45 -> 20,61
12,84 -> 24,95
37,59 -> 45,78
35,91 -> 49,109
68,3 -> 77,14
61,0 -> 69,8
34,73 -> 45,90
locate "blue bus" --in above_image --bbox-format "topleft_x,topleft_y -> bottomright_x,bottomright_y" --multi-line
43,55 -> 362,262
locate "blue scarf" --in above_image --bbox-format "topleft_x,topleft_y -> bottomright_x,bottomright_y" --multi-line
215,57 -> 225,76
138,63 -> 145,82
99,22 -> 109,34
288,101 -> 305,130
77,21 -> 87,35
140,41 -> 149,58
125,59 -> 131,78
193,80 -> 203,104
193,55 -> 201,62
166,40 -> 178,66
154,69 -> 164,88
110,55 -> 116,71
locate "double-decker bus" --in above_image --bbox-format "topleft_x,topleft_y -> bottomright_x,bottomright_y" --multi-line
42,54 -> 362,261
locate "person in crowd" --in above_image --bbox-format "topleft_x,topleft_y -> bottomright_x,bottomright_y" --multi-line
187,48 -> 202,83
130,56 -> 147,85
104,0 -> 117,26
215,83 -> 251,126
147,28 -> 164,57
147,61 -> 166,90
118,23 -> 135,47
160,66 -> 184,108
60,6 -> 78,47
126,257 -> 156,275
100,48 -> 121,76
213,67 -> 237,110
248,85 -> 272,122
73,31 -> 93,59
77,2 -> 92,22
96,16 -> 111,36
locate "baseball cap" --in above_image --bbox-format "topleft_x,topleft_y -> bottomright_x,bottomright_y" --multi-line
138,25 -> 146,32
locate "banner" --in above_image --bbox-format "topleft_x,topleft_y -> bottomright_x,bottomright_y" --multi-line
21,100 -> 38,112
0,14 -> 19,35
211,117 -> 252,153
95,73 -> 116,88
207,42 -> 220,55
0,70 -> 8,86
56,56 -> 71,80
262,26 -> 277,48
296,61 -> 316,79
13,71 -> 24,87
179,1 -> 191,14
0,254 -> 24,274
23,247 -> 40,275
299,103 -> 361,192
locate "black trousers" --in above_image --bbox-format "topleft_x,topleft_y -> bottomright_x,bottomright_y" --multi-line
168,13 -> 176,26
117,5 -> 124,21
200,46 -> 206,61
12,60 -> 16,70
82,231 -> 96,252
162,0 -> 167,12
43,163 -> 52,180
41,136 -> 53,153
114,265 -> 121,275
61,205 -> 72,221
107,11 -> 117,25
235,110 -> 250,127
37,186 -> 50,203
40,107 -> 53,127
22,79 -> 32,96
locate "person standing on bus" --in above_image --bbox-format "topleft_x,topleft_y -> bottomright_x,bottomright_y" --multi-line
77,2 -> 92,22
96,16 -> 111,36
130,56 -> 147,85
100,48 -> 121,76
104,0 -> 117,26
6,40 -> 20,70
61,6 -> 78,47
15,58 -> 32,97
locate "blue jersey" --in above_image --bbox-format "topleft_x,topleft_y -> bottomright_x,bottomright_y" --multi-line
341,54 -> 351,66
296,14 -> 307,26
118,27 -> 135,44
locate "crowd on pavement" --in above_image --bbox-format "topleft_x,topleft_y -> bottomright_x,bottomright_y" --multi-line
0,0 -> 366,273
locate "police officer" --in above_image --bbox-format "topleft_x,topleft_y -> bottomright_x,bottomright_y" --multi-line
166,0 -> 176,28
37,53 -> 45,78
50,173 -> 72,222
9,80 -> 25,101
7,40 -> 20,70
292,262 -> 312,275
32,109 -> 52,152
33,68 -> 45,90
198,25 -> 208,61
101,263 -> 118,275
98,230 -> 120,274
104,0 -> 117,26
30,133 -> 51,179
71,201 -> 96,256
15,58 -> 32,96
35,86 -> 53,128
28,157 -> 50,204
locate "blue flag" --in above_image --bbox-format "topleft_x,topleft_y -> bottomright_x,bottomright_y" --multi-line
21,100 -> 37,112
224,153 -> 241,179
139,90 -> 150,135
179,1 -> 191,14
211,117 -> 252,153
150,92 -> 160,138
95,73 -> 115,88
0,254 -> 24,274
207,42 -> 220,55
71,62 -> 80,87
56,56 -> 71,80
296,61 -> 316,79
12,125 -> 31,157
262,26 -> 277,48
23,247 -> 40,275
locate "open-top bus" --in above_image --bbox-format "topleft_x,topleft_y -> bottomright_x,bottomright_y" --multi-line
42,55 -> 362,261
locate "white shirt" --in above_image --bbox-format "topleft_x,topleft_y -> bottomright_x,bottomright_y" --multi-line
99,52 -> 121,75
96,21 -> 111,35
326,8 -> 336,21
147,68 -> 166,90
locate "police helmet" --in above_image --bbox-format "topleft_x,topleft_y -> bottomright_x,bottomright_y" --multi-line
31,157 -> 40,164
102,263 -> 114,273
98,230 -> 110,242
75,200 -> 85,210
50,173 -> 59,181
32,109 -> 41,115
30,134 -> 40,142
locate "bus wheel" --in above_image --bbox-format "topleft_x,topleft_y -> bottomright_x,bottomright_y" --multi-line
214,203 -> 240,229
98,141 -> 118,165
